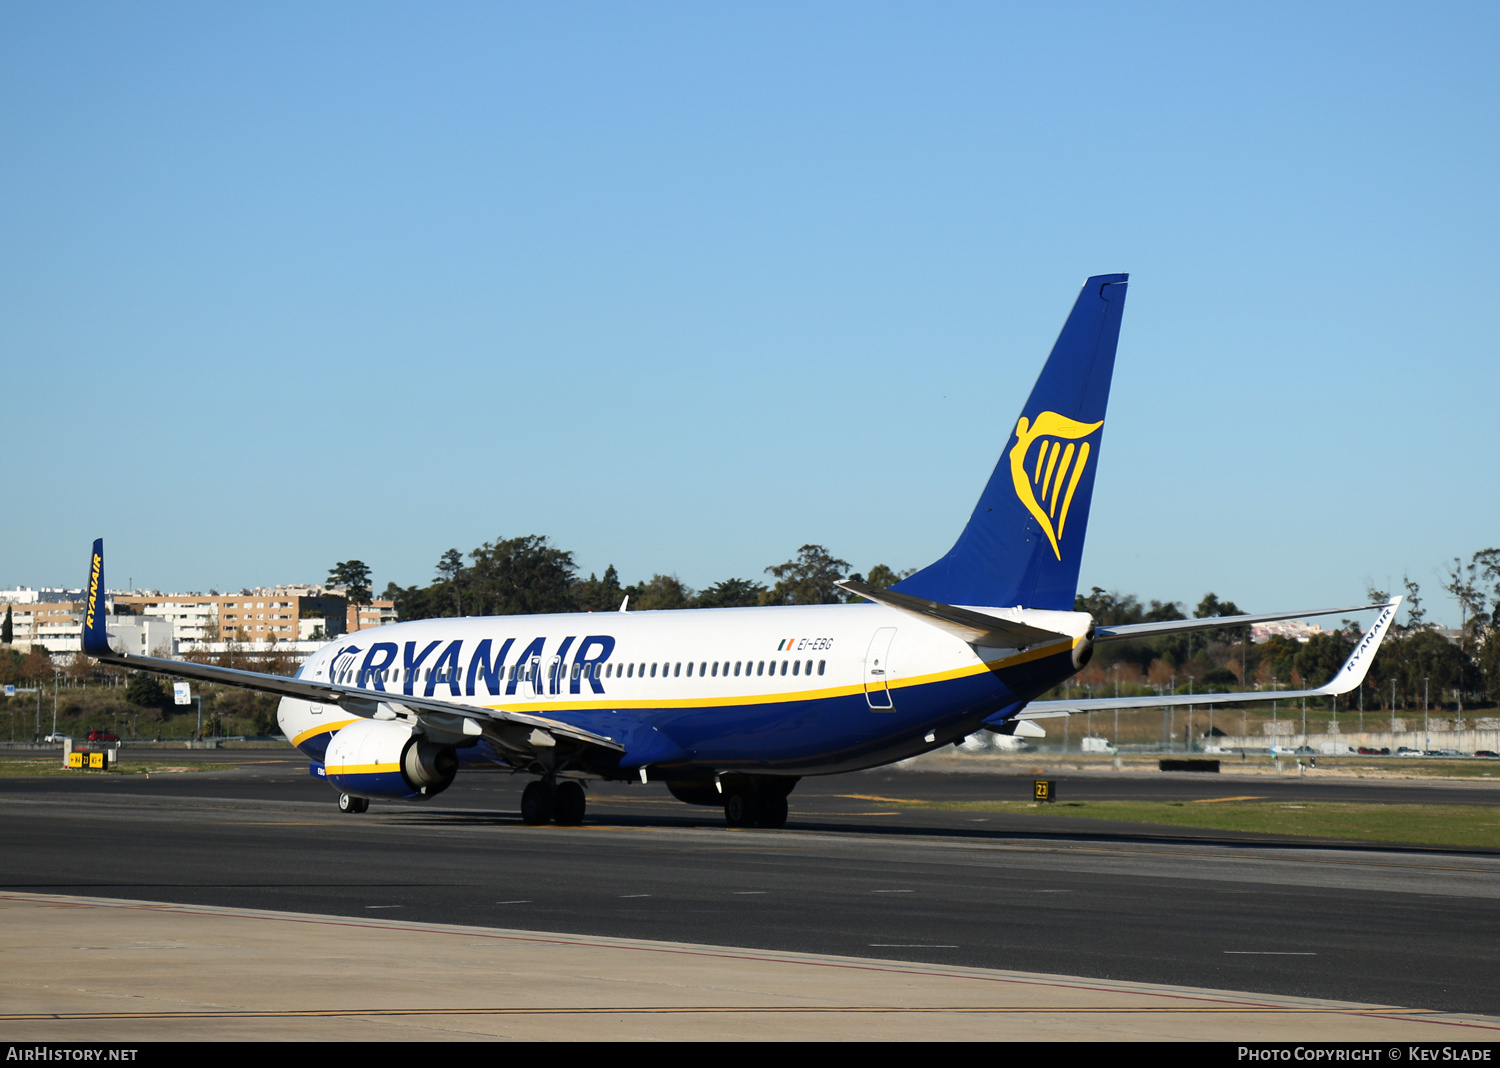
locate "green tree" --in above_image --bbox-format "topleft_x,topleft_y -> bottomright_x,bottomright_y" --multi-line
124,674 -> 167,709
862,564 -> 914,591
628,574 -> 694,611
384,581 -> 441,623
1254,635 -> 1300,688
328,560 -> 373,619
435,548 -> 466,616
573,566 -> 625,613
1294,631 -> 1354,691
464,535 -> 577,616
0,647 -> 22,685
695,578 -> 766,608
761,545 -> 851,606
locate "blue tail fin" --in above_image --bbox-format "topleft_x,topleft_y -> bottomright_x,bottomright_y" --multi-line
893,273 -> 1128,610
83,538 -> 112,657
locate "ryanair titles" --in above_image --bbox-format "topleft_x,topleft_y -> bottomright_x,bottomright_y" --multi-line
86,552 -> 102,631
328,635 -> 619,699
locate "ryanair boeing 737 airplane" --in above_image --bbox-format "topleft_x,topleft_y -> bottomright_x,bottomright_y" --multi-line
81,274 -> 1399,827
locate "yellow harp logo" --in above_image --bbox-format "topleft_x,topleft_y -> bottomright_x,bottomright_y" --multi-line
1008,411 -> 1103,560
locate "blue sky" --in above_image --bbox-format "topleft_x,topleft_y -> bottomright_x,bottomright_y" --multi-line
3,2 -> 1496,624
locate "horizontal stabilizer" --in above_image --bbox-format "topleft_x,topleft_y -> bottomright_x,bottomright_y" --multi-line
836,580 -> 1070,649
1018,598 -> 1400,718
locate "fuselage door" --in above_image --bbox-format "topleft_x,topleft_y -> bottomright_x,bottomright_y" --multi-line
864,627 -> 897,710
547,654 -> 563,696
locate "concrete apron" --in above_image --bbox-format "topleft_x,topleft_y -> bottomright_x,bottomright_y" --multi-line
2,892 -> 1496,1042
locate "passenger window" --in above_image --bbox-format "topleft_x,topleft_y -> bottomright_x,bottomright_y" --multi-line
806,660 -> 813,675
780,660 -> 788,675
687,662 -> 694,677
734,661 -> 741,676
674,662 -> 681,677
818,660 -> 825,675
651,663 -> 657,677
792,660 -> 800,676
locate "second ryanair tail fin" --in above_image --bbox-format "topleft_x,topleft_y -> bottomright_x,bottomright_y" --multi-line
894,273 -> 1128,610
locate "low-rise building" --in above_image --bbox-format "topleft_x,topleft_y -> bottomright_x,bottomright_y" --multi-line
3,584 -> 395,653
0,601 -> 172,656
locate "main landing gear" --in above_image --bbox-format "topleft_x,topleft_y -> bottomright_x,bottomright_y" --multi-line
337,792 -> 369,814
521,779 -> 586,826
723,781 -> 790,829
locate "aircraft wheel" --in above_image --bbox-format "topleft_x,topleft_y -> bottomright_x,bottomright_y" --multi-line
755,792 -> 788,829
521,780 -> 556,825
724,789 -> 759,828
553,781 -> 586,825
338,792 -> 368,814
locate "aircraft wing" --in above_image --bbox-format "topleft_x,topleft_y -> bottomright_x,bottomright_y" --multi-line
1094,602 -> 1389,641
1010,597 -> 1400,720
80,542 -> 623,755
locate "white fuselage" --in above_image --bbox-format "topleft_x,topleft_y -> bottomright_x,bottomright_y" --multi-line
278,601 -> 1090,778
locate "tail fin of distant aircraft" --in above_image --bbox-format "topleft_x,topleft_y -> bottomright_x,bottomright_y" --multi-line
893,273 -> 1128,610
82,538 -> 114,658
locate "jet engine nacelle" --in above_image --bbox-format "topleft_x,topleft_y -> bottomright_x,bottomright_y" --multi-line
324,718 -> 458,801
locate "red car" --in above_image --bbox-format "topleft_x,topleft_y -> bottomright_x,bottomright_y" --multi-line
86,730 -> 120,742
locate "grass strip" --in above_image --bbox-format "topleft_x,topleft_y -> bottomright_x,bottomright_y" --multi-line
868,797 -> 1500,849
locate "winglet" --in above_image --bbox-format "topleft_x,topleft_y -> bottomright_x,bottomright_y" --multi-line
1314,597 -> 1401,696
82,538 -> 115,658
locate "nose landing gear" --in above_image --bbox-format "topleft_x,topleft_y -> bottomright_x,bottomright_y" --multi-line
521,778 -> 587,825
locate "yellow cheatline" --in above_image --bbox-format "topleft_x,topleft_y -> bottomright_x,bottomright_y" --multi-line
467,637 -> 1080,715
324,762 -> 402,776
292,720 -> 360,747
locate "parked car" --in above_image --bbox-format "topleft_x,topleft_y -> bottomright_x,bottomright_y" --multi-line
86,730 -> 119,742
1395,747 -> 1423,757
1476,750 -> 1499,758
